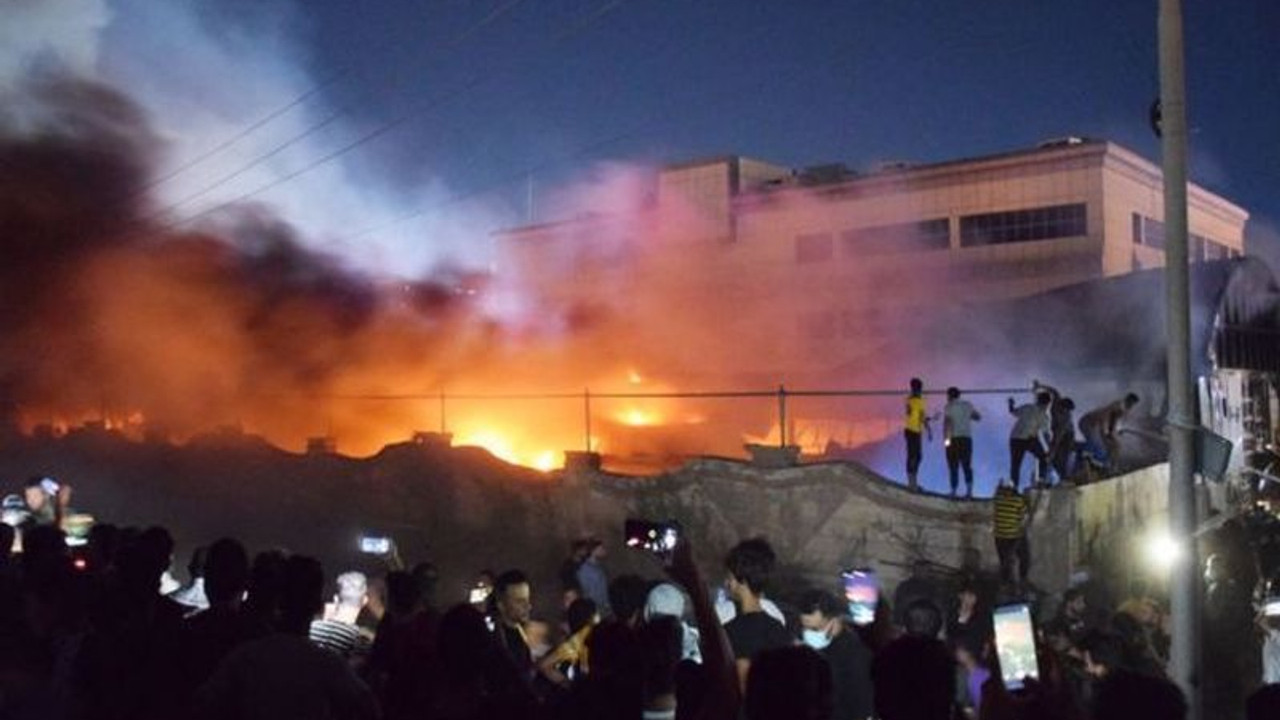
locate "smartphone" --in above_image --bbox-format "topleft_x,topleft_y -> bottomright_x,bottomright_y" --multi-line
993,602 -> 1041,691
40,477 -> 61,496
1265,597 -> 1280,617
469,585 -> 492,604
359,535 -> 392,555
842,568 -> 879,626
624,519 -> 680,556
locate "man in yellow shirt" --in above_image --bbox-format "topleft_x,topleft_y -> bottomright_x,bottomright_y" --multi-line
904,378 -> 933,492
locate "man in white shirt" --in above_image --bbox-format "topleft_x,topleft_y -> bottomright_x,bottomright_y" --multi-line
1007,391 -> 1052,489
943,387 -> 982,498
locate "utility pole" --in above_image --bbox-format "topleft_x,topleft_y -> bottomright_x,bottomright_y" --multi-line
1159,0 -> 1200,716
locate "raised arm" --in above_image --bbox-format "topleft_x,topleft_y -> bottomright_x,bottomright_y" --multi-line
667,540 -> 739,720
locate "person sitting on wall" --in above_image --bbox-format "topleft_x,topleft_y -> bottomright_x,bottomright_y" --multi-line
1079,393 -> 1140,475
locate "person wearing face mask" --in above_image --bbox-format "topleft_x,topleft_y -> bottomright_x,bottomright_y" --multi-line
798,589 -> 874,720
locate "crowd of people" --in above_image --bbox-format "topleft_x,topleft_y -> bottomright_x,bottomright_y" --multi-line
904,378 -> 1141,495
6,492 -> 1280,720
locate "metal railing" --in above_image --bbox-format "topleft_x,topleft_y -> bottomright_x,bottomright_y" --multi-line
316,384 -> 1032,453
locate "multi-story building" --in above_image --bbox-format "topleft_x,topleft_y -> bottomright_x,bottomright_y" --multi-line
496,138 -> 1249,380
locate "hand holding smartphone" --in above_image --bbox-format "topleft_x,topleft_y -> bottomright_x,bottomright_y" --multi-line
993,602 -> 1041,691
842,568 -> 879,626
625,519 -> 680,561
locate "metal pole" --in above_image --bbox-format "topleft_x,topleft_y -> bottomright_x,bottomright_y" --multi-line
584,388 -> 592,453
1159,0 -> 1200,714
778,385 -> 788,448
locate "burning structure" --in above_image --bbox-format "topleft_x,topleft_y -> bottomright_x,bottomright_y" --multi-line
0,75 -> 1266,487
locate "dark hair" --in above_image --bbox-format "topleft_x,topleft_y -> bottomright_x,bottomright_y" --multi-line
1080,630 -> 1125,672
0,524 -> 14,558
798,588 -> 845,619
493,569 -> 529,600
204,537 -> 249,605
1125,393 -> 1140,406
638,615 -> 683,700
909,378 -> 923,392
609,574 -> 651,623
946,387 -> 960,399
1063,587 -> 1085,604
187,545 -> 209,578
745,646 -> 834,720
567,597 -> 598,634
725,537 -> 777,595
1247,684 -> 1280,720
385,571 -> 420,616
411,561 -> 439,609
1093,671 -> 1186,720
279,555 -> 325,627
1036,391 -> 1053,405
904,598 -> 943,638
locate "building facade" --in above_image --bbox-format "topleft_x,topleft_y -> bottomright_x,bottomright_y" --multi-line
497,139 -> 1249,379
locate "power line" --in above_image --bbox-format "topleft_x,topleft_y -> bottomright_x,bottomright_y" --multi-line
140,71 -> 347,193
143,0 -> 526,199
156,0 -> 627,231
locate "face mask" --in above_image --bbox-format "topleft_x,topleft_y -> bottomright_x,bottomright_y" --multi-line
802,628 -> 832,650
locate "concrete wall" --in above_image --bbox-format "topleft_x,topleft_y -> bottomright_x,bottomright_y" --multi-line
568,457 -> 1179,602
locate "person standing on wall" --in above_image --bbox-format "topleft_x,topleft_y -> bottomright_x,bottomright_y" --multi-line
943,387 -> 981,498
904,378 -> 933,492
1007,389 -> 1052,489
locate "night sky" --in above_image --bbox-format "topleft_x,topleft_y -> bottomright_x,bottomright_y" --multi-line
8,0 -> 1280,272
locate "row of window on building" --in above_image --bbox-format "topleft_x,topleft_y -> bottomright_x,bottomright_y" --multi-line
795,203 -> 1089,263
1131,213 -> 1240,260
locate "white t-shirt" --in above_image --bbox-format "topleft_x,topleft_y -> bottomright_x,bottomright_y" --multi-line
1010,404 -> 1048,440
945,400 -> 977,439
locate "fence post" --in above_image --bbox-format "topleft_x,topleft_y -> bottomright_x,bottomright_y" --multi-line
583,388 -> 592,453
778,385 -> 788,448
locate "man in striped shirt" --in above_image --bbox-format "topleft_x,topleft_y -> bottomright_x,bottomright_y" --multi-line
310,571 -> 373,662
992,479 -> 1036,591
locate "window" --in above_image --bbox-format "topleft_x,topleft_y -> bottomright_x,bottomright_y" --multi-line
841,218 -> 950,257
795,233 -> 834,263
960,204 -> 1087,247
1132,213 -> 1166,249
1134,213 -> 1234,262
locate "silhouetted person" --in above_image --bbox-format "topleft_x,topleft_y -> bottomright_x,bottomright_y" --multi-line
195,555 -> 377,720
170,545 -> 209,615
1007,391 -> 1051,488
872,598 -> 954,720
609,573 -> 650,628
242,549 -> 286,632
745,645 -> 833,720
576,537 -> 611,616
1247,683 -> 1280,720
178,537 -> 262,707
365,569 -> 441,720
433,603 -> 538,720
942,387 -> 981,497
638,615 -> 684,720
798,589 -> 873,720
904,378 -> 933,491
723,537 -> 792,693
1079,393 -> 1139,473
1091,670 -> 1185,720
1048,396 -> 1077,482
538,597 -> 598,689
993,480 -> 1036,591
78,525 -> 187,720
489,569 -> 535,680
